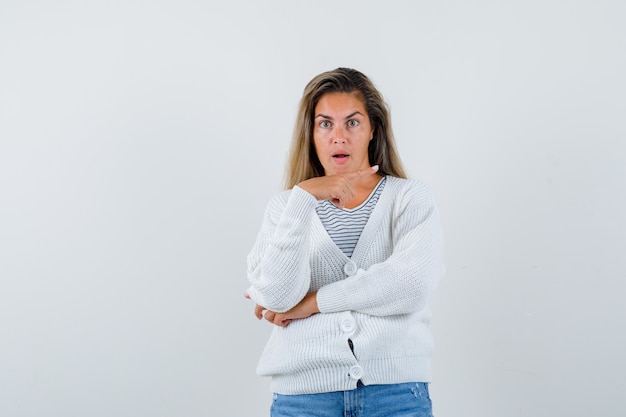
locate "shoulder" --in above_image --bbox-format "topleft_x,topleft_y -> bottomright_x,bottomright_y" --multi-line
267,188 -> 292,206
384,176 -> 436,207
263,186 -> 317,220
264,189 -> 292,216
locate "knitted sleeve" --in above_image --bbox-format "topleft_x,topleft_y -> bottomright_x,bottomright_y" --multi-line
316,181 -> 445,316
246,186 -> 318,313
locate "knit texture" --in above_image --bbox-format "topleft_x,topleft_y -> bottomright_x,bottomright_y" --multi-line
246,176 -> 445,395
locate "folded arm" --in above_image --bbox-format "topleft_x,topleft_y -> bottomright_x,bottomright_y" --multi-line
316,185 -> 445,316
246,186 -> 318,313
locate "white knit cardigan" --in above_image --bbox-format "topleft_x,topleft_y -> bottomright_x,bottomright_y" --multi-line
246,176 -> 445,395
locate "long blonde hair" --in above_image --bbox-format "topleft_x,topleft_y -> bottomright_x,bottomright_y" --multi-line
284,68 -> 407,189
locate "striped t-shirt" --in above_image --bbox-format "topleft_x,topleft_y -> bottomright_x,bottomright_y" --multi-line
316,176 -> 386,258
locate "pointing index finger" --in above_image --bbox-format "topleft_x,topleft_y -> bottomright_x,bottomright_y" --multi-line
348,165 -> 379,182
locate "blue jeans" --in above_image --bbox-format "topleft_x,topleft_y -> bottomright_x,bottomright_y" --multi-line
270,382 -> 433,417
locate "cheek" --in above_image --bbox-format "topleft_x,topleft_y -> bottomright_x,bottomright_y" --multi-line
313,127 -> 329,139
312,137 -> 325,157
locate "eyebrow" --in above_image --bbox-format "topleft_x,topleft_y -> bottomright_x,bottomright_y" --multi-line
314,111 -> 364,120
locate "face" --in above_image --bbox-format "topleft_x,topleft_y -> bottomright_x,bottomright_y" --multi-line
312,92 -> 375,176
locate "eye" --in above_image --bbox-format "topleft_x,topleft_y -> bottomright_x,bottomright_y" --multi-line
347,119 -> 359,127
320,120 -> 332,128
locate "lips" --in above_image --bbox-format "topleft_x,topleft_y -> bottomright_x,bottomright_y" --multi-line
332,153 -> 350,165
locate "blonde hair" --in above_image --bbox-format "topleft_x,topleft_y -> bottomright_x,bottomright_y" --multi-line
284,68 -> 407,189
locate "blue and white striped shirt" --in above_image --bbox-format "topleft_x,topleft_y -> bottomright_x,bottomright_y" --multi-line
316,177 -> 386,258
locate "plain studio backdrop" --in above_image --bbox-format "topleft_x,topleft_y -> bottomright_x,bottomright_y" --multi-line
1,1 -> 624,416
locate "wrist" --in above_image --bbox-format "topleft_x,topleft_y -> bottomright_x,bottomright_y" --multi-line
297,179 -> 319,200
308,291 -> 320,314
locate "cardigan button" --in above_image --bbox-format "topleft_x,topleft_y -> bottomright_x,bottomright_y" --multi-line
349,365 -> 363,380
340,319 -> 355,333
343,260 -> 357,276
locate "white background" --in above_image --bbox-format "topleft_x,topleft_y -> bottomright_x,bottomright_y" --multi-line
1,1 -> 625,416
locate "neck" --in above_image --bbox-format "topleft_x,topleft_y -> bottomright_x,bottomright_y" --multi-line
344,173 -> 383,209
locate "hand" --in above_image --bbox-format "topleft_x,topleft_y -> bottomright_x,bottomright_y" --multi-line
298,165 -> 379,209
244,292 -> 319,328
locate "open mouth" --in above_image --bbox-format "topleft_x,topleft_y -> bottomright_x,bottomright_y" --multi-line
333,154 -> 349,159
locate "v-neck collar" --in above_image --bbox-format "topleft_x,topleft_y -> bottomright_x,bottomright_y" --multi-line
312,176 -> 392,261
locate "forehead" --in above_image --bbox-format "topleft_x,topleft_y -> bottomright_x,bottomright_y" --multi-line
314,92 -> 367,115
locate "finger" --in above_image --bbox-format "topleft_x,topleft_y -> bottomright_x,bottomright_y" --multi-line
330,179 -> 357,208
264,311 -> 276,323
331,197 -> 344,209
338,181 -> 358,208
254,304 -> 265,320
244,293 -> 250,299
273,314 -> 289,327
347,165 -> 379,182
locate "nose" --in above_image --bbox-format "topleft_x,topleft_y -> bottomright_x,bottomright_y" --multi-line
333,126 -> 347,143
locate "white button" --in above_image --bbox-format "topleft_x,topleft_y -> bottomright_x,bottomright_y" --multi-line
349,365 -> 363,380
343,261 -> 357,276
340,319 -> 355,333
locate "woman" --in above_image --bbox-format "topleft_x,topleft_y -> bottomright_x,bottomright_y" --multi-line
245,68 -> 445,417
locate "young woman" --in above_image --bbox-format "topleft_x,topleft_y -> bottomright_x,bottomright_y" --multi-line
245,68 -> 445,417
